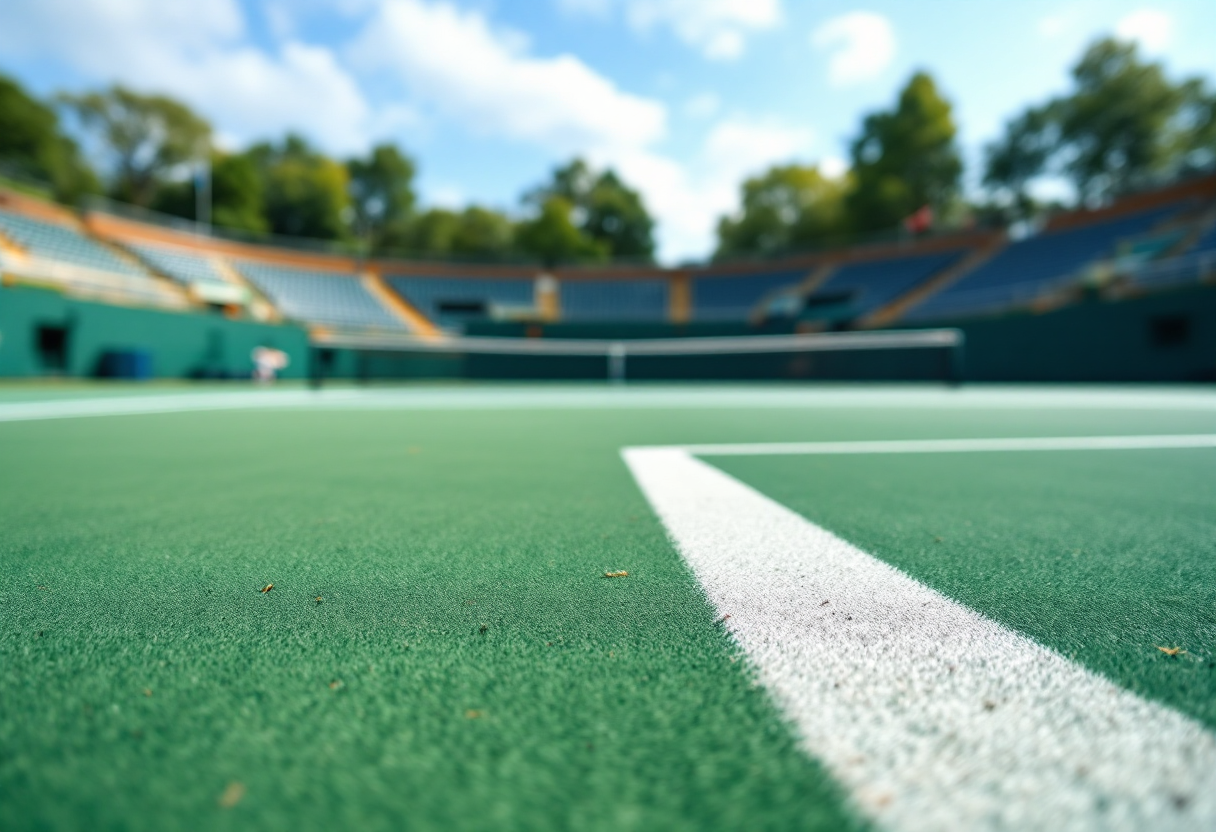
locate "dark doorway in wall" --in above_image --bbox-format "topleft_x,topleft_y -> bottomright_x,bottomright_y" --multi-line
1149,315 -> 1190,348
35,325 -> 69,373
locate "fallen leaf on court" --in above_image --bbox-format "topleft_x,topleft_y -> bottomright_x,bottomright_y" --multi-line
260,584 -> 274,593
329,679 -> 343,690
465,709 -> 483,719
1157,646 -> 1185,657
218,782 -> 245,808
143,689 -> 152,697
604,571 -> 628,578
315,596 -> 323,604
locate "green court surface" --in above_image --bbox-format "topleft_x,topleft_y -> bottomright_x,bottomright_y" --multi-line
1,385 -> 1214,831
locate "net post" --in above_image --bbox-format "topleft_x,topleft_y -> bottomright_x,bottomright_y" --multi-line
949,330 -> 966,386
309,346 -> 324,390
608,342 -> 627,384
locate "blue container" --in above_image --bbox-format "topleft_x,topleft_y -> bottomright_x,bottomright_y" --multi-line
98,349 -> 154,380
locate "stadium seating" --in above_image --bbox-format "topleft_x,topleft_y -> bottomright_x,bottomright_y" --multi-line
0,209 -> 150,277
691,269 -> 808,321
125,242 -> 230,286
809,250 -> 962,319
386,276 -> 535,328
238,261 -> 403,330
560,280 -> 668,322
905,204 -> 1182,322
1192,222 -> 1216,253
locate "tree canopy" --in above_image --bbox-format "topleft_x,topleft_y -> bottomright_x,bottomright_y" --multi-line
845,71 -> 963,234
515,195 -> 609,267
60,86 -> 210,207
716,164 -> 850,260
347,143 -> 417,245
0,73 -> 97,201
525,159 -> 655,262
245,135 -> 350,240
984,38 -> 1216,210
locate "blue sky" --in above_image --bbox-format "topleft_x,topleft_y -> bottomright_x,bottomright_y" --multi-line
1,0 -> 1213,262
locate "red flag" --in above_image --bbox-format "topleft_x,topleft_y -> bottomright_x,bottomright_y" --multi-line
904,204 -> 933,234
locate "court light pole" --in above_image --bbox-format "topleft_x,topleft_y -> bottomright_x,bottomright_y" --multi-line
195,140 -> 211,235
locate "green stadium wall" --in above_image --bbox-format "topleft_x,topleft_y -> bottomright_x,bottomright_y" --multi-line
940,284 -> 1216,382
2,282 -> 1212,383
0,284 -> 310,379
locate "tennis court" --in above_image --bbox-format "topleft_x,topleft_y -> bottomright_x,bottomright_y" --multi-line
3,384 -> 1214,831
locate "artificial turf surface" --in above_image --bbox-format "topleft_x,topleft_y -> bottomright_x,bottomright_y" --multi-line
2,388 -> 1214,831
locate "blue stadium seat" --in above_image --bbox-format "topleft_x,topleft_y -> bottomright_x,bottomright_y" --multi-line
1192,222 -> 1216,254
691,269 -> 807,321
238,261 -> 403,330
560,280 -> 668,322
0,209 -> 150,277
386,275 -> 534,328
906,204 -> 1182,322
810,250 -> 961,319
126,242 -> 230,286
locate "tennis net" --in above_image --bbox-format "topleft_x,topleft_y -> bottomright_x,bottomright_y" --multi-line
310,328 -> 965,383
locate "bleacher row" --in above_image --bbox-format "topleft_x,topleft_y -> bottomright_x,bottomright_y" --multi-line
1,185 -> 1214,333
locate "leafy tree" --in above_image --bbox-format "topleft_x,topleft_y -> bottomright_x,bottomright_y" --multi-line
347,143 -> 416,244
151,151 -> 267,234
450,206 -> 514,257
582,171 -> 655,260
379,205 -> 515,259
845,72 -> 962,234
526,158 -> 655,260
515,196 -> 608,266
380,208 -> 459,254
984,38 -> 1216,208
209,153 -> 267,233
60,86 -> 210,206
982,105 -> 1059,220
245,135 -> 350,239
1061,39 -> 1189,200
716,164 -> 850,259
0,73 -> 98,201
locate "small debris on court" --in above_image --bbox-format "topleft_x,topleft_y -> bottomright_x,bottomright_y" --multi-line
315,596 -> 323,604
218,782 -> 245,809
143,689 -> 152,697
260,584 -> 274,593
1157,646 -> 1185,657
479,624 -> 488,634
714,614 -> 731,625
465,709 -> 483,719
604,570 -> 628,578
329,679 -> 343,690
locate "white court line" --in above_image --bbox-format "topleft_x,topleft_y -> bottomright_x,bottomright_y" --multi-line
623,444 -> 1216,832
677,434 -> 1216,455
3,386 -> 1216,422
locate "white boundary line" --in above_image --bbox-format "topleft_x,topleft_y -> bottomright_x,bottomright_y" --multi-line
676,434 -> 1216,455
622,441 -> 1216,831
2,387 -> 1216,422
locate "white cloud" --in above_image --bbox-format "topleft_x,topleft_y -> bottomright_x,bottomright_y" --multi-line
605,117 -> 813,261
0,0 -> 371,152
351,0 -> 665,154
684,92 -> 722,119
561,0 -> 782,61
811,11 -> 896,87
820,155 -> 848,179
424,184 -> 466,209
1037,13 -> 1072,39
1115,8 -> 1173,54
